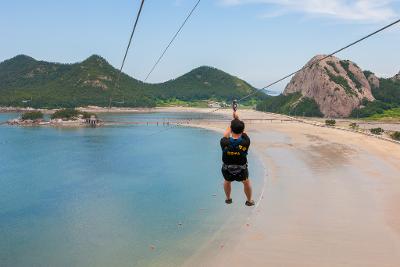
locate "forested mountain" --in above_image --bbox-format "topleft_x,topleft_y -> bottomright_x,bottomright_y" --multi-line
0,55 -> 264,108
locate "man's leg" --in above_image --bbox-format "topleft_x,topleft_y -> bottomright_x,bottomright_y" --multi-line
242,179 -> 253,202
224,180 -> 232,200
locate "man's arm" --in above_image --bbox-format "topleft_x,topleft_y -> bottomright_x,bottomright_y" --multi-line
223,126 -> 231,138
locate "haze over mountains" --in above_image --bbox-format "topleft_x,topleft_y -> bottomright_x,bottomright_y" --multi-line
0,55 -> 262,108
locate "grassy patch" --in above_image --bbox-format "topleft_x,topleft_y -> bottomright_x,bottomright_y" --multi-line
156,98 -> 215,108
351,100 -> 393,118
368,108 -> 400,120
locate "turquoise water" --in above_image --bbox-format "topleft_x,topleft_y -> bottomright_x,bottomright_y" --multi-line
0,112 -> 263,267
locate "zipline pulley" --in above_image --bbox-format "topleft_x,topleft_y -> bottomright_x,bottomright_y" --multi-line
232,100 -> 238,112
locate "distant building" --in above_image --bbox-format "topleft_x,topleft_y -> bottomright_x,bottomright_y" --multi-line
208,101 -> 222,108
85,115 -> 99,126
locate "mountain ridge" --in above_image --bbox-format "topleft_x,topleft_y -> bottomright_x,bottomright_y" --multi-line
0,55 -> 263,108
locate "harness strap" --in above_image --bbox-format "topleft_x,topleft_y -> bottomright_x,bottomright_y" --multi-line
222,164 -> 248,170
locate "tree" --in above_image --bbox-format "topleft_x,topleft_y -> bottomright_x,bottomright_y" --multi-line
21,111 -> 44,121
51,108 -> 79,120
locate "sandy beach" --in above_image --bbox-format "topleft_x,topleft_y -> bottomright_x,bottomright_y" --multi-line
175,108 -> 400,267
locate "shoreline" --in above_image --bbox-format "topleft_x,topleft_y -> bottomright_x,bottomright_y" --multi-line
3,106 -> 399,143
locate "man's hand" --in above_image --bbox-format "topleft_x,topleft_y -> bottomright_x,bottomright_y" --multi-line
223,126 -> 231,138
233,111 -> 239,120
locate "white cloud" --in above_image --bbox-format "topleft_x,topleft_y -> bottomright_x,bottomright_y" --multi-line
219,0 -> 398,22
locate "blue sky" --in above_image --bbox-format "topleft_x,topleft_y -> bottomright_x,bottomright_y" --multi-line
1,0 -> 399,92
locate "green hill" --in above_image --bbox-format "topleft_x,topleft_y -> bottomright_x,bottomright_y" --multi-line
153,66 -> 258,102
0,55 -> 264,108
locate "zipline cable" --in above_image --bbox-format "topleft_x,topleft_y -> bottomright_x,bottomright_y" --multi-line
237,18 -> 400,103
145,17 -> 400,136
144,0 -> 202,82
109,0 -> 146,108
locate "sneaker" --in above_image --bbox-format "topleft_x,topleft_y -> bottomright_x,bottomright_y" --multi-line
245,200 -> 255,206
225,199 -> 233,204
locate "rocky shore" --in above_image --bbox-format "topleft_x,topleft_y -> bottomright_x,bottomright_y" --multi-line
7,118 -> 103,127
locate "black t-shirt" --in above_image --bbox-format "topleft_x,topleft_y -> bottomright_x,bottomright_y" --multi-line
220,133 -> 250,165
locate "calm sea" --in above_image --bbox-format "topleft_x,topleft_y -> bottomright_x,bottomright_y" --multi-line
0,112 -> 263,267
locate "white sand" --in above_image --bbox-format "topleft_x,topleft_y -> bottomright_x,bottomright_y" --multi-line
181,109 -> 400,267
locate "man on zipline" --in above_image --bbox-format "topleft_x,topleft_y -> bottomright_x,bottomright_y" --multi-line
220,108 -> 255,206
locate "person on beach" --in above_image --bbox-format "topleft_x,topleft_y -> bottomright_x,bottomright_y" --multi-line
220,111 -> 255,206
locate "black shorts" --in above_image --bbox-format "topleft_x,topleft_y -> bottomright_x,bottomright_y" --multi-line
222,165 -> 249,182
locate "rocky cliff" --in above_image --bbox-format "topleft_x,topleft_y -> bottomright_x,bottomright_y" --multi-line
283,55 -> 375,117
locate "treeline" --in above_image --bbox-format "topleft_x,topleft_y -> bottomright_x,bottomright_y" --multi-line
256,92 -> 323,117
